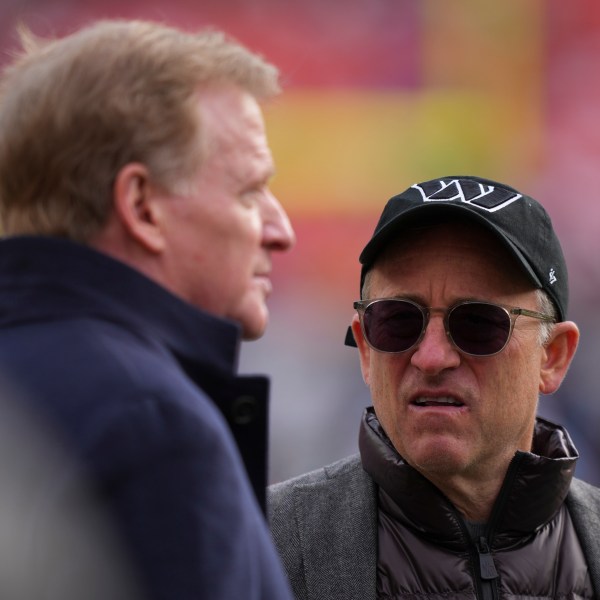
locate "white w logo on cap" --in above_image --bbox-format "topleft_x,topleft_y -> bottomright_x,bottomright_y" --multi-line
412,179 -> 522,213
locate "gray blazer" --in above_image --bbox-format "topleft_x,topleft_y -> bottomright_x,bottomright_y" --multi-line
268,454 -> 600,600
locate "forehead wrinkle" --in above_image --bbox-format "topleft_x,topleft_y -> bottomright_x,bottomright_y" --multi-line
199,106 -> 273,192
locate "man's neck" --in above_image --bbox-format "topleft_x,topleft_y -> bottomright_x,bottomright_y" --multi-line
422,470 -> 507,523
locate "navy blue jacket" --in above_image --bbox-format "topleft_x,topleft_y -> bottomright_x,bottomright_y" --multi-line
0,236 -> 292,600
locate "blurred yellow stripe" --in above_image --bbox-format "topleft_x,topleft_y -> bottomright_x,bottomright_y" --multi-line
265,88 -> 544,216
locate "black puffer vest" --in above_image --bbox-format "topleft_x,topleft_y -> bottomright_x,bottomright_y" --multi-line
359,408 -> 593,600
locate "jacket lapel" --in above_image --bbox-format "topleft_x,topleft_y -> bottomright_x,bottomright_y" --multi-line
567,478 -> 600,595
294,461 -> 378,600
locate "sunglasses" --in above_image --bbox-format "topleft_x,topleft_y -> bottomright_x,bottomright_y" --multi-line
354,298 -> 555,357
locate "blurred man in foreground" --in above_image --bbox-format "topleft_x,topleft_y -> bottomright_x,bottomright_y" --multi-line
0,19 -> 295,600
269,176 -> 600,600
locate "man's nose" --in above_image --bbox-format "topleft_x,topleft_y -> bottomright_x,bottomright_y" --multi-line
410,314 -> 461,375
262,190 -> 296,251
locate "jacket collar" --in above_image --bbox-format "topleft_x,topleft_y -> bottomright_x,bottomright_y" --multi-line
359,407 -> 579,549
0,235 -> 242,375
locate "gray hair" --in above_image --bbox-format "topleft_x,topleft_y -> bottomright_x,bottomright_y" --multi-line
0,20 -> 280,242
536,288 -> 557,346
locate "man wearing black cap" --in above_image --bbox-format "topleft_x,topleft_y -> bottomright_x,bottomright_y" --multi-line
268,176 -> 600,600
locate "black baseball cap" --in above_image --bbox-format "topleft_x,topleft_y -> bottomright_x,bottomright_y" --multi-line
345,175 -> 569,347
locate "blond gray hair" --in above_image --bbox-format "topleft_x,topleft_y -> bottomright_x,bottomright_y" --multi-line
0,20 -> 280,241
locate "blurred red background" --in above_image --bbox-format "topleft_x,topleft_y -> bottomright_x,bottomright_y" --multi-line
0,0 -> 598,485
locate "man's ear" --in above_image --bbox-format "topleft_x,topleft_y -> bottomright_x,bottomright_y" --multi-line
113,163 -> 166,254
539,321 -> 580,395
351,315 -> 372,386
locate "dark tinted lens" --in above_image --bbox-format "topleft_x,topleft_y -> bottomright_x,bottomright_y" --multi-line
448,302 -> 510,355
362,300 -> 424,352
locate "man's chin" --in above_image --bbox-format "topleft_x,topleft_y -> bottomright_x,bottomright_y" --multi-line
241,328 -> 264,342
407,443 -> 470,478
239,308 -> 269,341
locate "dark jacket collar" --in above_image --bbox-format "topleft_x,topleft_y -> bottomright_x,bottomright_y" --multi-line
0,235 -> 242,375
359,406 -> 579,549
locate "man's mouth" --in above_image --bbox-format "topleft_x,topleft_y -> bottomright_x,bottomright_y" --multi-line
254,274 -> 273,295
413,396 -> 465,408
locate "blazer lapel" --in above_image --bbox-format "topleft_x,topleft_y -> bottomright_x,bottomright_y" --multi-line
567,479 -> 600,596
294,462 -> 378,600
